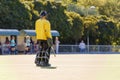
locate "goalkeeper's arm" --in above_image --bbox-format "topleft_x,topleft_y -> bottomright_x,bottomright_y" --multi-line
47,38 -> 53,47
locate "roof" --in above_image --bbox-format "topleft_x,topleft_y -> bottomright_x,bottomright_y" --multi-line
21,30 -> 60,36
0,29 -> 20,36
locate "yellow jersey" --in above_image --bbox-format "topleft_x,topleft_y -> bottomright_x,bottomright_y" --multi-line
35,19 -> 52,40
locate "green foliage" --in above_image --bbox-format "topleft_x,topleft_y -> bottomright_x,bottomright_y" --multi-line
65,11 -> 83,44
67,4 -> 85,16
97,16 -> 118,45
0,0 -> 31,30
77,0 -> 106,7
83,16 -> 99,44
67,4 -> 98,17
98,0 -> 120,21
0,0 -> 120,45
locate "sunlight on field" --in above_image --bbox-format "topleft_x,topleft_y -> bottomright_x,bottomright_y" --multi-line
0,56 -> 19,80
0,54 -> 120,80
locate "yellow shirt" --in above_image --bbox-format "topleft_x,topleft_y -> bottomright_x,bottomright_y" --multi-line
35,19 -> 52,40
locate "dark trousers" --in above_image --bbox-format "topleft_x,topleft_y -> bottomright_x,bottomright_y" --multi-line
25,46 -> 30,54
0,48 -> 2,55
35,40 -> 51,64
10,46 -> 16,54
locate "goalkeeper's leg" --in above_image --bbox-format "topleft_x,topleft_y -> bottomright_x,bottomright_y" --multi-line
44,47 -> 51,66
41,41 -> 51,66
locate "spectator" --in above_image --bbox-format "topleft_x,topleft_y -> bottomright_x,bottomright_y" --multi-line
34,41 -> 39,53
55,37 -> 60,54
0,41 -> 2,55
79,40 -> 86,52
4,37 -> 10,54
25,36 -> 31,54
10,36 -> 16,54
30,37 -> 34,54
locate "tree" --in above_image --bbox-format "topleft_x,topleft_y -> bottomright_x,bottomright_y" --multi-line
44,1 -> 73,44
98,0 -> 120,21
0,0 -> 31,30
67,4 -> 98,17
0,0 -> 120,44
83,16 -> 98,45
66,11 -> 83,44
97,15 -> 117,45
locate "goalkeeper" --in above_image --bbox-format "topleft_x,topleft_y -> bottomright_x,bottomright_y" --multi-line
35,10 -> 53,67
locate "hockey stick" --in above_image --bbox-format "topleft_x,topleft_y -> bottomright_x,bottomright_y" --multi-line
51,46 -> 56,57
47,38 -> 56,57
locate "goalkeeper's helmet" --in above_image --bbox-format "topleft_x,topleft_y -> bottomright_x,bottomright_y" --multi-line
40,10 -> 47,17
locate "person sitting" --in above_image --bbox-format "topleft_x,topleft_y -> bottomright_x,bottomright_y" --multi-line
10,36 -> 16,54
24,36 -> 31,54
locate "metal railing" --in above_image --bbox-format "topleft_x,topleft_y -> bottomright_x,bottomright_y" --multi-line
0,44 -> 120,55
58,45 -> 120,54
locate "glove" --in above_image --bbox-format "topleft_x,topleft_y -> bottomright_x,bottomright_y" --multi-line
47,38 -> 53,47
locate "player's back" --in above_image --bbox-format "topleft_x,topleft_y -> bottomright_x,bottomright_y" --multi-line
35,19 -> 50,40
